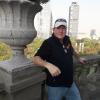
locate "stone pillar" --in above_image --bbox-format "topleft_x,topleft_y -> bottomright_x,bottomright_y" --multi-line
0,0 -> 46,100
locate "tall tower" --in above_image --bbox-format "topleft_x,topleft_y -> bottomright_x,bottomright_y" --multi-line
68,2 -> 79,38
90,29 -> 97,39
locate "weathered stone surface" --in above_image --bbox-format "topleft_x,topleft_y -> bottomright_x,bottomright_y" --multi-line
0,0 -> 46,100
75,55 -> 100,100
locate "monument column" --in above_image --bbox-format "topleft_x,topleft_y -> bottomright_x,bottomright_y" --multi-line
0,0 -> 48,100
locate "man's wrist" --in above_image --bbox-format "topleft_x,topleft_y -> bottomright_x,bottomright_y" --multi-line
44,61 -> 50,69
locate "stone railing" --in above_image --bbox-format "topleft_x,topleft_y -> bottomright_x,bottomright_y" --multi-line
74,55 -> 100,100
42,55 -> 100,100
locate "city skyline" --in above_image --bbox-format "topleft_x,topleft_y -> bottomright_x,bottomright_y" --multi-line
50,0 -> 100,37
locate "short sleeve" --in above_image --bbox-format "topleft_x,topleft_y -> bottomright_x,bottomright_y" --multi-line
35,40 -> 51,60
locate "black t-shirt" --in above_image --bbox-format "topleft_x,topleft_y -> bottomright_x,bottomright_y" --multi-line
35,35 -> 74,87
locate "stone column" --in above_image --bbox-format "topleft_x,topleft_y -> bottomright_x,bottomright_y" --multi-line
0,0 -> 46,100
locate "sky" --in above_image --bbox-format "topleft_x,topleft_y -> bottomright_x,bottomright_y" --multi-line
49,0 -> 100,37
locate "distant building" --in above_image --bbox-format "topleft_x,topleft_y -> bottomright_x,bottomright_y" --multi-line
90,29 -> 98,39
77,32 -> 88,39
68,2 -> 79,38
35,2 -> 52,39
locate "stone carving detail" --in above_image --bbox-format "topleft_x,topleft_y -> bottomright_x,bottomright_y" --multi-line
0,1 -> 42,46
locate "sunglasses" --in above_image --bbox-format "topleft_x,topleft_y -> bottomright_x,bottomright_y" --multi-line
55,19 -> 67,23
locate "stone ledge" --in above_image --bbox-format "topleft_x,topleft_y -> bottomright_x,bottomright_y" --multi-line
0,81 -> 4,92
5,72 -> 46,93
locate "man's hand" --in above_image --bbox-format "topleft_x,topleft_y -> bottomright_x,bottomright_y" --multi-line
45,62 -> 61,77
79,57 -> 86,64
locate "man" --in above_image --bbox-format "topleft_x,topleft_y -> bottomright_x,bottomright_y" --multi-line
33,18 -> 84,100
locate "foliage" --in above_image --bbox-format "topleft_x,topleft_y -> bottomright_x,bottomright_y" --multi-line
0,42 -> 12,61
70,37 -> 100,56
82,38 -> 100,55
25,37 -> 44,58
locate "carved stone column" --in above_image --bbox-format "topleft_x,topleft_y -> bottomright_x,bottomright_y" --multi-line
0,0 -> 46,100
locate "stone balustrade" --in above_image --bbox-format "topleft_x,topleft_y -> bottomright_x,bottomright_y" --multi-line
43,55 -> 100,100
74,55 -> 100,100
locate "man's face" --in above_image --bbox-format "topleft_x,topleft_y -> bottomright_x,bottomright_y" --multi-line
53,25 -> 66,40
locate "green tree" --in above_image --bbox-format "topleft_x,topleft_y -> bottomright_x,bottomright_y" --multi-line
25,37 -> 44,58
80,38 -> 100,55
0,42 -> 12,61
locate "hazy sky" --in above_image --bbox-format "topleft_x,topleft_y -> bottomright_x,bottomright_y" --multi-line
49,0 -> 100,36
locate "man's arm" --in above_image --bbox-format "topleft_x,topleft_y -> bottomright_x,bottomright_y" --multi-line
33,56 -> 61,77
73,49 -> 85,64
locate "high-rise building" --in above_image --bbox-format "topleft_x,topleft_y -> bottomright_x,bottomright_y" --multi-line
68,2 -> 79,38
35,2 -> 52,39
90,29 -> 98,39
